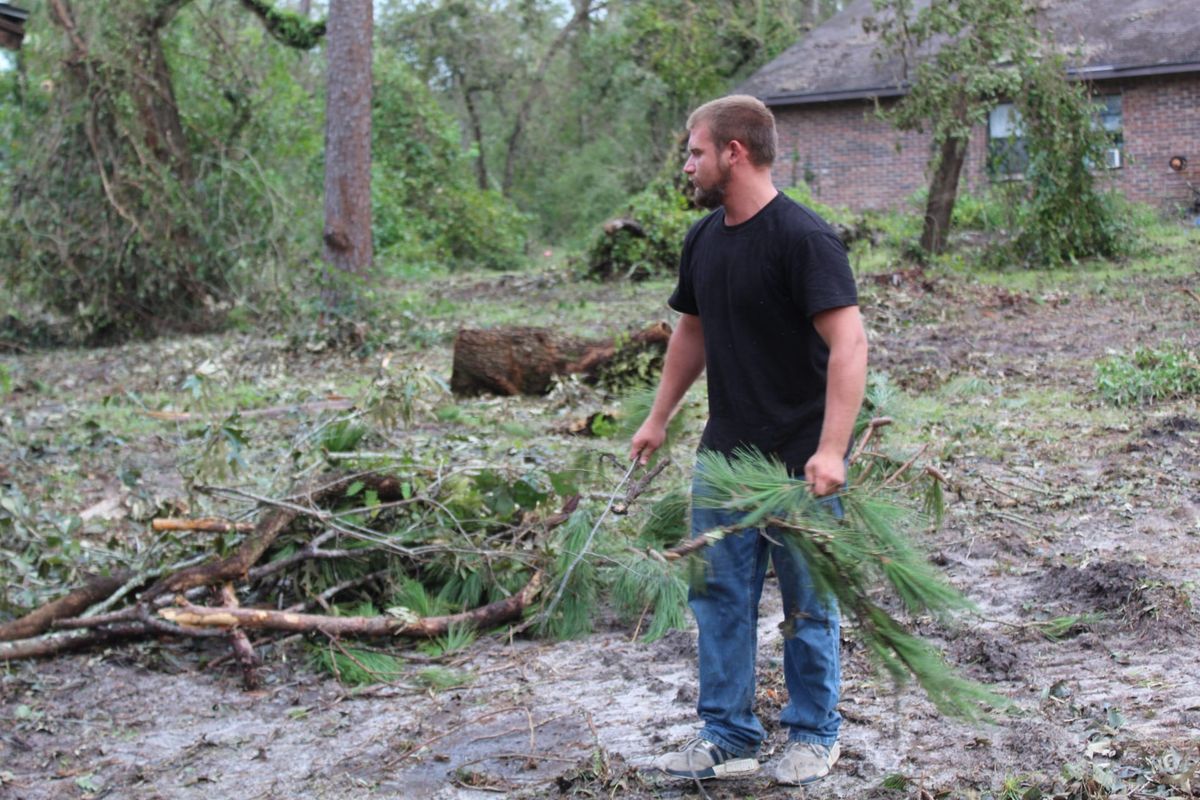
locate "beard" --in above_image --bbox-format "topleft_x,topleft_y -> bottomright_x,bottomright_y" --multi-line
692,163 -> 731,209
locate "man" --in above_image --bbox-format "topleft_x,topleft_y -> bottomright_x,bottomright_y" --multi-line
630,95 -> 867,786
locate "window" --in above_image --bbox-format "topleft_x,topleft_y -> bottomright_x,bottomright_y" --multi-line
987,102 -> 1027,178
987,94 -> 1124,178
1095,95 -> 1123,169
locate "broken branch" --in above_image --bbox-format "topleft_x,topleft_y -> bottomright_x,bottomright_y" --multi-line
158,571 -> 544,638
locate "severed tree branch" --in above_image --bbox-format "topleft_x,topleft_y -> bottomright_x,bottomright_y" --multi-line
159,571 -> 544,638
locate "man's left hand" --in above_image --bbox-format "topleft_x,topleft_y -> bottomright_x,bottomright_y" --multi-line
804,449 -> 846,497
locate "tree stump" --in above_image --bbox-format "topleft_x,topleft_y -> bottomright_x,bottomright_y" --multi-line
450,322 -> 671,395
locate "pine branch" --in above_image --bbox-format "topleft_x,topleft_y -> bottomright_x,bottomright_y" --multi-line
687,448 -> 1008,723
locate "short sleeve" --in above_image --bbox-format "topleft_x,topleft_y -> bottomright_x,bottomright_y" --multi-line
668,222 -> 701,315
789,231 -> 857,318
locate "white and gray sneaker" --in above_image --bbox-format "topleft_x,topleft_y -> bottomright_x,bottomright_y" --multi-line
772,741 -> 840,785
654,737 -> 760,780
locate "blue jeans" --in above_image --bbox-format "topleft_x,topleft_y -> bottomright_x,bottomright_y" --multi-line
689,471 -> 842,757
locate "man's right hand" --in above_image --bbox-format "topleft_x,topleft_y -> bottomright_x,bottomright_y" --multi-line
630,420 -> 667,465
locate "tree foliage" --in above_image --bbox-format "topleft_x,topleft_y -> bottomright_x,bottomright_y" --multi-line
1,1 -> 326,341
999,56 -> 1126,267
372,52 -> 529,272
868,0 -> 1122,265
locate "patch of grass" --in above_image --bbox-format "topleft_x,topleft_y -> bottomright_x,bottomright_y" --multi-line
1095,346 -> 1200,405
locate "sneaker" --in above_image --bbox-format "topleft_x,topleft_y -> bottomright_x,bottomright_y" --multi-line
772,741 -> 840,785
654,737 -> 760,780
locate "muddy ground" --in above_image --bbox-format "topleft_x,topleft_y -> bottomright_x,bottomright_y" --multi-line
2,246 -> 1199,799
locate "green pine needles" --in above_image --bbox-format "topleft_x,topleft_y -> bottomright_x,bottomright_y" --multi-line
694,447 -> 1007,723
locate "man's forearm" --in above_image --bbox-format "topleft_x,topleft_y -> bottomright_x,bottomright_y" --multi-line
648,315 -> 706,425
816,339 -> 868,457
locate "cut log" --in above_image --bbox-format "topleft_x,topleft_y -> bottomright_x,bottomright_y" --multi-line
450,322 -> 671,396
152,518 -> 255,533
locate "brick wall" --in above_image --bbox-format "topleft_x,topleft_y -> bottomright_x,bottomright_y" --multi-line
771,72 -> 1200,214
1107,74 -> 1200,212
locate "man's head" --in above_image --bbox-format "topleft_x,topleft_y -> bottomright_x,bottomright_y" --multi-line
684,95 -> 777,209
687,95 -> 777,169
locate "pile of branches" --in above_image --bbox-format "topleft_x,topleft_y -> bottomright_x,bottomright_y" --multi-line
0,464 -> 669,687
2,407 -> 1003,721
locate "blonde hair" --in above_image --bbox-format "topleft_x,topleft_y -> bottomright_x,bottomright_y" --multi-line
687,95 -> 777,167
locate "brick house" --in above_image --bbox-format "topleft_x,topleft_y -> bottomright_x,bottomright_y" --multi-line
736,0 -> 1200,214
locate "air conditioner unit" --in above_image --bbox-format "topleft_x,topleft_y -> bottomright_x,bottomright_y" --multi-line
1105,147 -> 1122,169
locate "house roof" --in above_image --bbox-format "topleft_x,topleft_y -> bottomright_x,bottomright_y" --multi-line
0,3 -> 29,51
737,0 -> 1200,107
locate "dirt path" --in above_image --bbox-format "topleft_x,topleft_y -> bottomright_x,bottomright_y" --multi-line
2,267 -> 1199,799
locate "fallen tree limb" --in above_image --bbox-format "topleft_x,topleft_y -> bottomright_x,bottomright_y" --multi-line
0,625 -> 148,661
0,573 -> 129,642
159,570 -> 544,638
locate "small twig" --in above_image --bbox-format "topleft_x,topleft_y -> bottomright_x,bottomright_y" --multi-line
977,475 -> 1030,505
454,752 -> 579,770
283,569 -> 390,614
391,706 -> 529,763
631,598 -> 653,641
879,443 -> 930,489
983,508 -> 1041,531
850,417 -> 893,465
663,524 -> 738,561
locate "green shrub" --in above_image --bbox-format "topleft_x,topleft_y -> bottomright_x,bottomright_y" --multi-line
1095,346 -> 1200,405
584,176 -> 701,280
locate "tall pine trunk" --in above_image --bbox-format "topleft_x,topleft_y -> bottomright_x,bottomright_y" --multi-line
322,0 -> 373,293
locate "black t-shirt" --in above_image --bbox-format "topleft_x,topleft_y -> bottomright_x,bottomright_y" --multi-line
668,192 -> 858,473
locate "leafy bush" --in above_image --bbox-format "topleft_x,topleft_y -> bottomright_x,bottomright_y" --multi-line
992,58 -> 1130,268
584,175 -> 702,280
1095,346 -> 1200,405
950,189 -> 1009,231
782,183 -> 855,229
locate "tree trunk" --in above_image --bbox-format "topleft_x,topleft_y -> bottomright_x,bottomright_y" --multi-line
450,322 -> 671,396
920,132 -> 969,255
462,85 -> 490,190
322,0 -> 373,283
130,3 -> 195,182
